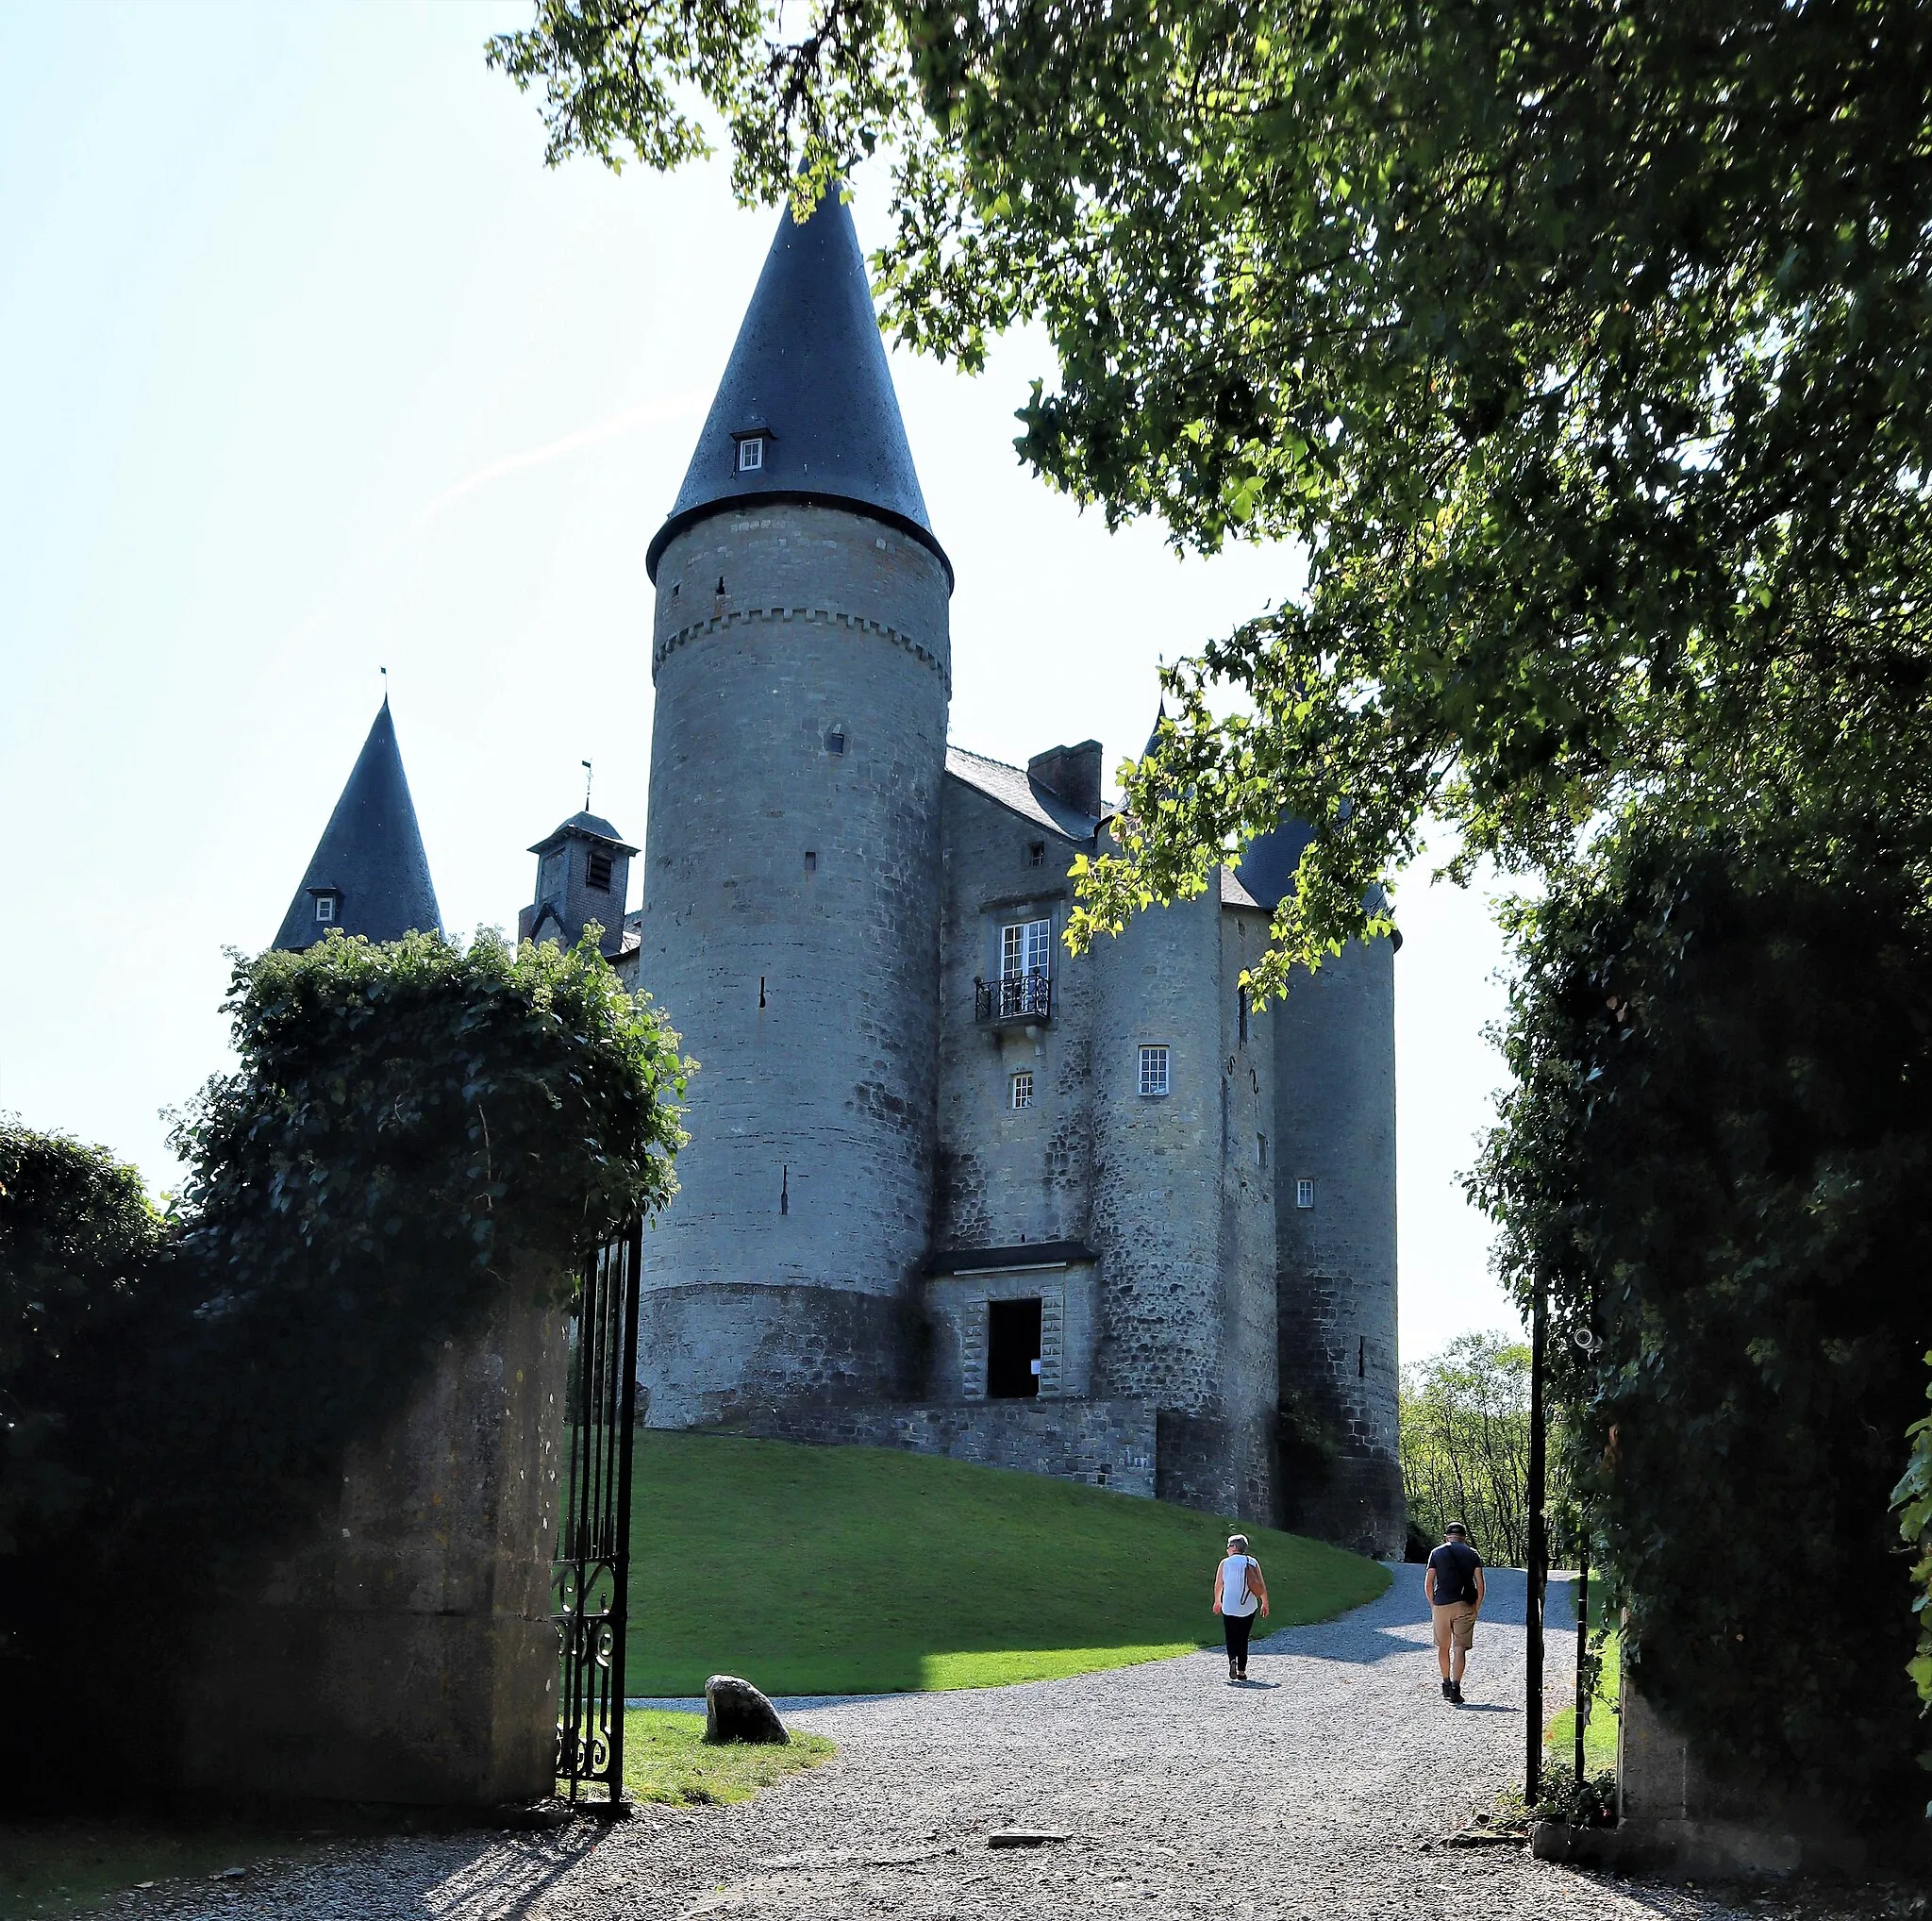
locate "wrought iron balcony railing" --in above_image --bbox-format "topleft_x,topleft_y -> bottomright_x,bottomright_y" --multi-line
975,971 -> 1052,1025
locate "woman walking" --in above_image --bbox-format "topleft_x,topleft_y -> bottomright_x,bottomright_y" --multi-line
1211,1532 -> 1270,1681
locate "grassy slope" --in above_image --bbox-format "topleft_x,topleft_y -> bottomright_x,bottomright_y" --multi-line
627,1431 -> 1390,1695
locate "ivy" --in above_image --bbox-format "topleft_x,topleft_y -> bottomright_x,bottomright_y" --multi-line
1474,818 -> 1931,1820
0,930 -> 688,1804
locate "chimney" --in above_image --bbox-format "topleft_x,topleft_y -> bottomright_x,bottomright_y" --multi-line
1027,741 -> 1105,818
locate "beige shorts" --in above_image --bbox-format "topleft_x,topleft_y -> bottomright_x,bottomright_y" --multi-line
1432,1601 -> 1478,1652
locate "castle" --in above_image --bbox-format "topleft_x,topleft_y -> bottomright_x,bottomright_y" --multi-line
273,192 -> 1402,1556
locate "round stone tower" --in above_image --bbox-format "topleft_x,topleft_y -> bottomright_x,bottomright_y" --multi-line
638,192 -> 953,1427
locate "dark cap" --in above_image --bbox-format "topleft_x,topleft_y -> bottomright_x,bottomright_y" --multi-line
1444,1522 -> 1469,1537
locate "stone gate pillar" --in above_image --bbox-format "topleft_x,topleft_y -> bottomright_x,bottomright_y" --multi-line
178,1293 -> 569,1806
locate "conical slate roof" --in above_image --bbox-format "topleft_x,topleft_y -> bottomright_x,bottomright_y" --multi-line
645,191 -> 950,587
272,700 -> 442,952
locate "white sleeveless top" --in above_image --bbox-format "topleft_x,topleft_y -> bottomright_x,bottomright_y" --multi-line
1219,1555 -> 1258,1617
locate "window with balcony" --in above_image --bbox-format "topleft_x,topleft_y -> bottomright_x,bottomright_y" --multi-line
978,917 -> 1053,1023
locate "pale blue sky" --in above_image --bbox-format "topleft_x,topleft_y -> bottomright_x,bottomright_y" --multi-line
0,3 -> 1521,1360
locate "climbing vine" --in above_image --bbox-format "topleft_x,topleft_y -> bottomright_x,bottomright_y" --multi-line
0,929 -> 687,1802
1474,817 -> 1932,1819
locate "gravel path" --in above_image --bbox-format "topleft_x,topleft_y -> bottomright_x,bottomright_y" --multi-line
115,1568 -> 1857,1920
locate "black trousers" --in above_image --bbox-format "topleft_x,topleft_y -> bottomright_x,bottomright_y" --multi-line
1223,1611 -> 1257,1666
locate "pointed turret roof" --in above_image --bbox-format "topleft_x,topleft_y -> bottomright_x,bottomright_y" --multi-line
645,191 -> 950,587
272,700 -> 442,952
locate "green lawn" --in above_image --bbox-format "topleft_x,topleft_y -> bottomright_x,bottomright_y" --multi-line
611,1711 -> 835,1804
0,1822 -> 326,1921
625,1431 -> 1390,1696
1544,1625 -> 1622,1776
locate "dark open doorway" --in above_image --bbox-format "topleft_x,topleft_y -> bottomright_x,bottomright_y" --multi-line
987,1296 -> 1042,1398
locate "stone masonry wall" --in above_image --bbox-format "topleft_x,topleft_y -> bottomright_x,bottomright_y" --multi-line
724,1398 -> 1158,1497
1218,902 -> 1281,1527
638,506 -> 949,1427
934,777 -> 1096,1252
1272,936 -> 1404,1556
1089,871 -> 1245,1514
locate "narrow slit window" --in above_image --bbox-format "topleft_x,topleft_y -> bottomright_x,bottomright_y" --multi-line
585,850 -> 613,893
1239,987 -> 1250,1046
1257,1133 -> 1267,1168
1009,1071 -> 1034,1111
804,850 -> 818,873
1138,1044 -> 1171,1097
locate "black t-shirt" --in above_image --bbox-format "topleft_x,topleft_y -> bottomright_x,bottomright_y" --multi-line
1427,1540 -> 1483,1605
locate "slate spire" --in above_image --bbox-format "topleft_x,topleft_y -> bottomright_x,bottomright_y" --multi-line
646,189 -> 950,586
272,699 -> 442,952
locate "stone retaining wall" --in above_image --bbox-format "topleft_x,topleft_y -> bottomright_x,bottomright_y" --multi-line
722,1398 -> 1157,1497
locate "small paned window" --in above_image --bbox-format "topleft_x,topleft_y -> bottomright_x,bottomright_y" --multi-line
314,895 -> 336,924
1138,1044 -> 1171,1097
1010,1071 -> 1034,1111
1028,842 -> 1046,868
1002,918 -> 1053,981
737,436 -> 764,473
1296,1178 -> 1316,1210
585,851 -> 613,893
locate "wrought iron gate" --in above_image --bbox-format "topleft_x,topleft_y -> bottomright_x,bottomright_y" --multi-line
553,1218 -> 643,1808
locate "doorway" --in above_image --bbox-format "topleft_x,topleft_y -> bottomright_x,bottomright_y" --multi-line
987,1296 -> 1043,1398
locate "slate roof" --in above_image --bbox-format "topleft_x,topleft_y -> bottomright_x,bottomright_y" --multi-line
272,700 -> 442,952
527,810 -> 640,856
945,745 -> 1102,842
645,191 -> 950,587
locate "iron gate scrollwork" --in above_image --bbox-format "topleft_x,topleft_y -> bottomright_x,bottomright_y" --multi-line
553,1218 -> 643,1809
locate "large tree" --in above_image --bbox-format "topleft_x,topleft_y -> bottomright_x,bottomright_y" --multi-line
491,0 -> 1932,987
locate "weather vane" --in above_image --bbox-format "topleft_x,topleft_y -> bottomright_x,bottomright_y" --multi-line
582,759 -> 593,810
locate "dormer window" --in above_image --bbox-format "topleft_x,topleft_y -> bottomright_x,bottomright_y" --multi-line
737,436 -> 764,473
313,895 -> 336,925
585,850 -> 613,893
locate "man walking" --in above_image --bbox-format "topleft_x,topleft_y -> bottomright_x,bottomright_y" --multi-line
1424,1522 -> 1485,1703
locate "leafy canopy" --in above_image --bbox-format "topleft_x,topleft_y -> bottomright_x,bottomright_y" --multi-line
491,0 -> 1932,991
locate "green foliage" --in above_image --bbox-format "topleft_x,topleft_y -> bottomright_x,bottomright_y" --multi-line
0,931 -> 687,1804
0,1128 -> 165,1556
489,0 -> 1932,994
1474,819 -> 1932,1819
1399,1331 -> 1537,1569
1890,1355 -> 1932,1792
625,1431 -> 1388,1695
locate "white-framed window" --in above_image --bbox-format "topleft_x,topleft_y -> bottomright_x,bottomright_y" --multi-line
1295,1178 -> 1316,1210
313,895 -> 336,924
737,435 -> 764,473
1002,918 -> 1052,980
1009,1071 -> 1034,1111
1138,1044 -> 1171,1097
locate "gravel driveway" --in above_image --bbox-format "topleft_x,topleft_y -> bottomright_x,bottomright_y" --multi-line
117,1567 -> 1864,1920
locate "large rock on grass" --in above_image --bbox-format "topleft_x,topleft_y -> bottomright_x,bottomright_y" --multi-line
705,1674 -> 789,1746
